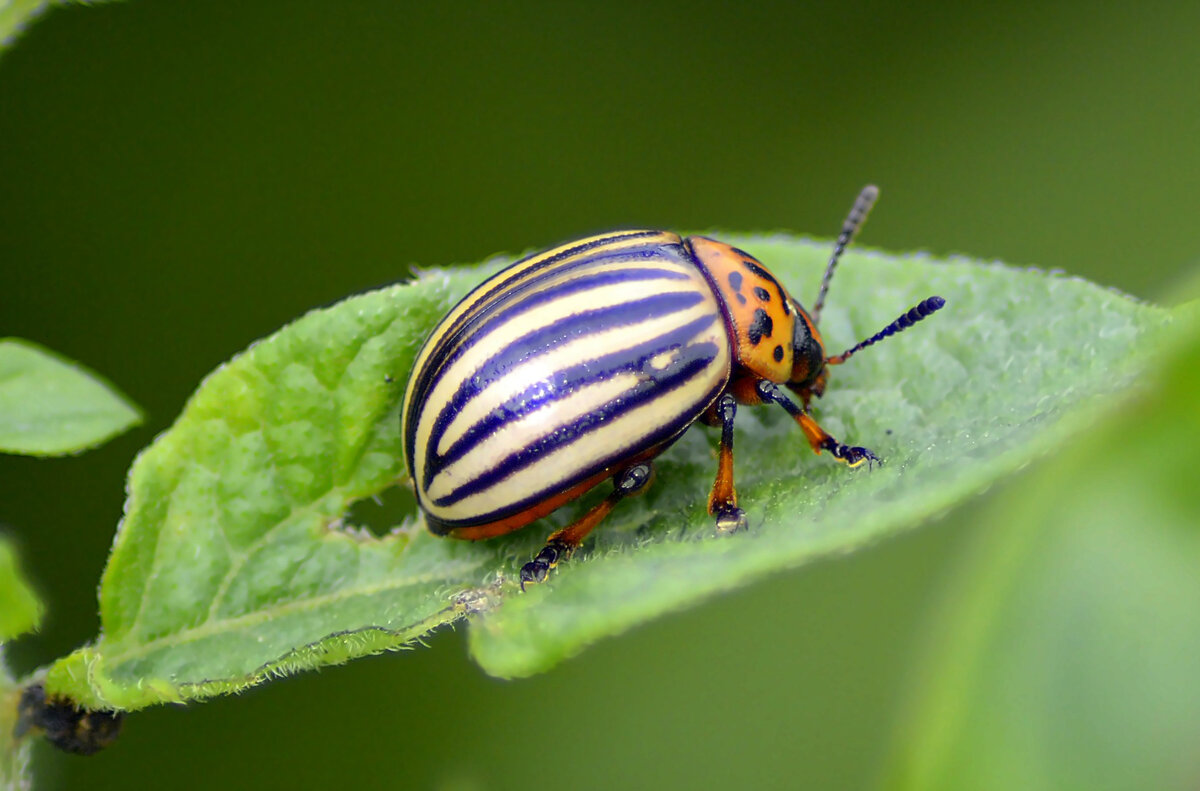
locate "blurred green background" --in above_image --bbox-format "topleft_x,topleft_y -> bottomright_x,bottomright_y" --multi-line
1,1 -> 1197,788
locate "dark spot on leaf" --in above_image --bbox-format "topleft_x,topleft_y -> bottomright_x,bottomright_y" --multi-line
748,309 -> 773,345
17,683 -> 124,756
754,286 -> 771,302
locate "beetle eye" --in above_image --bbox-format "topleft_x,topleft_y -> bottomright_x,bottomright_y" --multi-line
790,317 -> 824,388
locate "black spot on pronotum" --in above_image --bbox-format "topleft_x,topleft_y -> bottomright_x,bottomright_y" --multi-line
773,344 -> 784,362
727,271 -> 743,292
740,257 -> 778,286
753,286 -> 770,302
748,308 -> 773,345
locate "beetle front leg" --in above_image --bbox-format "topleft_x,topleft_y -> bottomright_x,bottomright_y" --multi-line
755,380 -> 880,468
707,393 -> 748,533
520,462 -> 655,590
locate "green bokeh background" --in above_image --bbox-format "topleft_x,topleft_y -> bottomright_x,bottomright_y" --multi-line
1,1 -> 1196,788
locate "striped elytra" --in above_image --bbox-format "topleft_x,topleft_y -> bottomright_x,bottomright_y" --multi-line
402,230 -> 734,537
400,187 -> 947,586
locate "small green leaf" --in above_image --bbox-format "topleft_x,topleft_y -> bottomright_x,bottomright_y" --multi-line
1,535 -> 41,791
0,653 -> 33,791
0,536 -> 42,642
46,238 -> 1171,709
0,339 -> 141,456
882,302 -> 1200,791
0,0 -> 115,55
0,0 -> 47,51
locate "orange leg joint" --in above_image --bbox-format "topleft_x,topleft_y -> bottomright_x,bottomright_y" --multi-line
707,394 -> 748,533
520,462 -> 655,589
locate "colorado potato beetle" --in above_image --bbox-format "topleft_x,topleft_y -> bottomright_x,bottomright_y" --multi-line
401,186 -> 945,588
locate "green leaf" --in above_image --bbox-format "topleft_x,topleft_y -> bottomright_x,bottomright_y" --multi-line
882,301 -> 1200,791
0,0 -> 114,55
0,0 -> 46,51
46,237 -> 1171,709
0,536 -> 42,642
1,535 -> 41,791
0,339 -> 141,456
465,239 -> 1172,677
45,267 -> 507,710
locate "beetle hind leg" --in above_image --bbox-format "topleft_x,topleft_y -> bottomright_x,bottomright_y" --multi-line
707,393 -> 748,534
519,462 -> 655,590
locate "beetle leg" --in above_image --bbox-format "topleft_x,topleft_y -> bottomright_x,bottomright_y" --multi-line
707,393 -> 748,534
755,380 -> 880,468
519,462 -> 655,590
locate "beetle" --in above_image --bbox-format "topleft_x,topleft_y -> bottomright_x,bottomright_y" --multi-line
401,186 -> 945,588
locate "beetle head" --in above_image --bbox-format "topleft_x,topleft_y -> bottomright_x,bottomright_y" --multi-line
786,299 -> 827,398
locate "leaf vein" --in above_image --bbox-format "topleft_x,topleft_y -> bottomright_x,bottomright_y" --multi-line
104,559 -> 483,667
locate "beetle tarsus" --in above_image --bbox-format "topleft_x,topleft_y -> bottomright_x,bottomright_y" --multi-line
519,539 -> 573,590
518,463 -> 655,591
714,505 -> 748,534
821,438 -> 880,468
756,380 -> 883,469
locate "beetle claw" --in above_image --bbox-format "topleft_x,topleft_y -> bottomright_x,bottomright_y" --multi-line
714,505 -> 748,534
519,561 -> 549,591
843,445 -> 881,468
822,438 -> 880,468
519,539 -> 572,591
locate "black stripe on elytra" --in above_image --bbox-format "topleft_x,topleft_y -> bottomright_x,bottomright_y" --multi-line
425,312 -> 719,483
435,258 -> 693,375
461,232 -> 668,326
434,232 -> 669,343
429,372 -> 730,529
430,339 -> 721,508
404,243 -> 686,464
409,232 -> 670,413
420,290 -> 706,488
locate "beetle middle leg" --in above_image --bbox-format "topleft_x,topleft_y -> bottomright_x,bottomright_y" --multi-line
707,393 -> 748,534
755,380 -> 880,468
520,462 -> 655,590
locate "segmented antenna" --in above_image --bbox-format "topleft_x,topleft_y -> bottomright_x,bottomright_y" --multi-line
825,296 -> 946,366
811,184 -> 879,326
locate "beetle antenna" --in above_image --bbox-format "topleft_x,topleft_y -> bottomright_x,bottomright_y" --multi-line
825,296 -> 945,366
811,184 -> 879,326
